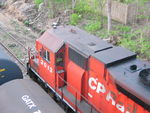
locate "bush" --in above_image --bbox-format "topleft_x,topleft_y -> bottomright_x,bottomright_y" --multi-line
84,21 -> 101,33
74,1 -> 93,14
70,13 -> 81,25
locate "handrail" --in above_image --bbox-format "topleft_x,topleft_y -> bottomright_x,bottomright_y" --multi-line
56,72 -> 102,113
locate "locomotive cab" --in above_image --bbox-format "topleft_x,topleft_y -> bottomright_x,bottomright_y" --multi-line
28,30 -> 66,90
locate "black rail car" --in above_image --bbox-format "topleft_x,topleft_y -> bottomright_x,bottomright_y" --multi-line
0,48 -> 23,85
0,79 -> 65,113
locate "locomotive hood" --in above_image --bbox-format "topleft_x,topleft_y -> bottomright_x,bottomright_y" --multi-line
108,59 -> 150,110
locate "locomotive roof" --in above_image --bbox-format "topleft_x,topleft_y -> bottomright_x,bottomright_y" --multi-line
93,46 -> 136,67
38,26 -> 136,66
108,59 -> 150,109
52,26 -> 112,55
0,79 -> 65,113
38,31 -> 64,53
38,26 -> 112,55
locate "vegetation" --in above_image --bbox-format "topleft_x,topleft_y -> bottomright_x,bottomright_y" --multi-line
84,21 -> 102,33
74,1 -> 94,15
70,13 -> 81,25
119,37 -> 150,59
34,0 -> 43,5
31,0 -> 150,61
116,0 -> 149,4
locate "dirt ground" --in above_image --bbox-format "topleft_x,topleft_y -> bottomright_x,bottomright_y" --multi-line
0,0 -> 40,64
0,8 -> 39,46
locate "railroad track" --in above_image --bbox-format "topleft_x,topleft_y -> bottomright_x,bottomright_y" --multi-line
0,23 -> 29,75
0,42 -> 26,68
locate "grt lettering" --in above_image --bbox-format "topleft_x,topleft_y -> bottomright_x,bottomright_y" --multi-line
22,95 -> 36,109
22,95 -> 42,113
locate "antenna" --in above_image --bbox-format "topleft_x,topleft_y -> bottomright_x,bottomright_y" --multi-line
52,17 -> 60,29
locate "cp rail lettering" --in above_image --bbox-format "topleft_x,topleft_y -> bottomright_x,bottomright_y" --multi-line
89,77 -> 137,113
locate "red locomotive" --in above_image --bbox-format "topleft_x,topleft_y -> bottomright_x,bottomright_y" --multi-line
27,26 -> 150,113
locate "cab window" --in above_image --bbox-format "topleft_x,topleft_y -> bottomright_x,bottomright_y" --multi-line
40,48 -> 50,62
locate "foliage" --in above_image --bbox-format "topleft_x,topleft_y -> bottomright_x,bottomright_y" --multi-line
55,0 -> 65,3
55,0 -> 70,3
114,25 -> 132,38
137,15 -> 148,19
115,25 -> 131,33
116,0 -> 149,4
119,37 -> 137,52
74,1 -> 93,14
70,13 -> 81,25
97,29 -> 109,38
34,0 -> 43,5
23,20 -> 30,26
97,29 -> 119,38
119,35 -> 150,60
31,0 -> 150,60
84,21 -> 101,33
119,0 -> 133,4
138,0 -> 149,5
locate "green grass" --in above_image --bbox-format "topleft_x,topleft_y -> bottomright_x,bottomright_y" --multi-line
115,25 -> 131,33
84,21 -> 101,33
119,37 -> 137,52
119,37 -> 150,60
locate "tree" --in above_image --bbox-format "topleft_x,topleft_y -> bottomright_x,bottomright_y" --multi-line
72,0 -> 76,9
97,0 -> 106,27
44,0 -> 57,18
107,0 -> 112,33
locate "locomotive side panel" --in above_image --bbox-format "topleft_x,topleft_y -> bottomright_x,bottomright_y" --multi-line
66,46 -> 87,101
36,40 -> 56,88
88,56 -> 149,113
88,57 -> 118,113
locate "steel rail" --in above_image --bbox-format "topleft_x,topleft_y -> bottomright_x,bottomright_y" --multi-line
0,23 -> 28,71
0,41 -> 26,69
0,25 -> 28,51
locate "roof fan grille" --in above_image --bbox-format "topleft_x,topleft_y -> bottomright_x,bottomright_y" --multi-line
139,68 -> 150,86
88,42 -> 96,46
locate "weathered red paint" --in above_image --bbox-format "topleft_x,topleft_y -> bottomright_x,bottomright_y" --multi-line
28,27 -> 150,113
